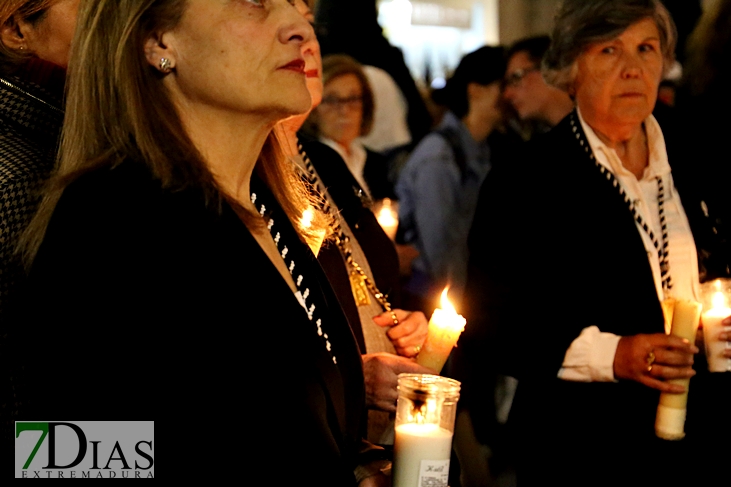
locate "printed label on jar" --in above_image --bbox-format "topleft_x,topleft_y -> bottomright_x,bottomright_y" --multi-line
419,459 -> 449,487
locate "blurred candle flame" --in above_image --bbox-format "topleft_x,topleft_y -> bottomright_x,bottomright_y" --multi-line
301,207 -> 314,229
712,291 -> 726,309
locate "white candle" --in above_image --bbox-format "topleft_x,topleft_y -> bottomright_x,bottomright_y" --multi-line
375,198 -> 399,241
417,288 -> 466,373
701,291 -> 731,372
393,423 -> 453,487
655,299 -> 702,440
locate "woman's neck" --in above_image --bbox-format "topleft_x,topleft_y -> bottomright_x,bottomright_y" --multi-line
178,102 -> 275,209
591,123 -> 648,179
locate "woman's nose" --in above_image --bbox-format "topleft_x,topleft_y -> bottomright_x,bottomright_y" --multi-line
279,0 -> 315,45
621,51 -> 643,78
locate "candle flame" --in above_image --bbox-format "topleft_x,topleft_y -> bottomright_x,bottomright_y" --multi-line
712,291 -> 726,309
440,287 -> 457,314
376,198 -> 398,227
714,279 -> 723,291
301,207 -> 315,229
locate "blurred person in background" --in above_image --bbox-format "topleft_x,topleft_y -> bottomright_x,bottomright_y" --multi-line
0,0 -> 78,441
305,54 -> 393,201
314,0 -> 432,147
396,46 -> 509,314
503,36 -> 574,134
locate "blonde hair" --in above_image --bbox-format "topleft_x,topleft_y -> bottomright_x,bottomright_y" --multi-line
21,0 -> 329,265
0,0 -> 56,75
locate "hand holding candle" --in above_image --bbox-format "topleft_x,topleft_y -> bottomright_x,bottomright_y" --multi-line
416,288 -> 466,373
655,299 -> 702,440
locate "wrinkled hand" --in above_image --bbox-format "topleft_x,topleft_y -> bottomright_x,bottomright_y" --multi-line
362,353 -> 436,412
372,309 -> 428,357
614,333 -> 698,393
719,317 -> 731,359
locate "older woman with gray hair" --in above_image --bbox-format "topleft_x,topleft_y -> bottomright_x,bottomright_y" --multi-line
463,0 -> 718,484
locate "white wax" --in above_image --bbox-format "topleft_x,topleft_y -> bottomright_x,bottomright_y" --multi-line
702,307 -> 731,372
393,423 -> 453,487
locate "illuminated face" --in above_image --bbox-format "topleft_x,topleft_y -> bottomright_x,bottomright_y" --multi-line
574,17 -> 664,134
316,73 -> 364,148
161,0 -> 315,124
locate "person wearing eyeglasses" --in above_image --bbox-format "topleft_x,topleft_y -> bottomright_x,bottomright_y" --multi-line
305,54 -> 392,201
503,36 -> 574,132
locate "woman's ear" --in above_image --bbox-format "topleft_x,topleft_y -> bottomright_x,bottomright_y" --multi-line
144,31 -> 176,73
1,16 -> 26,51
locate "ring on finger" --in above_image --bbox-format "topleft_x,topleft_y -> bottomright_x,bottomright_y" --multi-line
646,350 -> 656,373
413,345 -> 421,355
390,311 -> 399,326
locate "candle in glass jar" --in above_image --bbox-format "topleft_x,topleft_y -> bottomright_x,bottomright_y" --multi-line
375,198 -> 399,241
393,423 -> 452,487
701,285 -> 731,372
417,288 -> 466,373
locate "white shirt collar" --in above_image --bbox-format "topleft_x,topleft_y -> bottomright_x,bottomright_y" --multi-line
576,107 -> 670,181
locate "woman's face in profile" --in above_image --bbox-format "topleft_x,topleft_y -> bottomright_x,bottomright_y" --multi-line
317,73 -> 364,147
294,0 -> 323,108
163,0 -> 314,122
8,0 -> 79,68
573,17 -> 664,130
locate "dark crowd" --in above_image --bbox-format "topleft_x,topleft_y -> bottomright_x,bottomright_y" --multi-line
1,0 -> 730,485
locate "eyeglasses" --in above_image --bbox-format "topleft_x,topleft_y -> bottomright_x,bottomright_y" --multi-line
320,95 -> 363,110
504,66 -> 541,88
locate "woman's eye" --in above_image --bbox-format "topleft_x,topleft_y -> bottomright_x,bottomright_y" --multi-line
638,43 -> 655,53
601,46 -> 616,55
246,0 -> 264,6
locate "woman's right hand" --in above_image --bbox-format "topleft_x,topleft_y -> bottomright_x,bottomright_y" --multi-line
613,333 -> 699,393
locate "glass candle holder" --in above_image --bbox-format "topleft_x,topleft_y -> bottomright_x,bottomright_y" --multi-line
700,278 -> 731,372
392,374 -> 461,487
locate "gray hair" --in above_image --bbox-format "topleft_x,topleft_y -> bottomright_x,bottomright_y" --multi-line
543,0 -> 677,93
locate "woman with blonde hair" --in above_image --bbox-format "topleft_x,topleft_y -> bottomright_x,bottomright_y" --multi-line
18,1 -> 386,482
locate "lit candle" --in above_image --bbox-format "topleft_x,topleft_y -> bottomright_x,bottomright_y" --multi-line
375,198 -> 399,241
417,288 -> 466,373
393,423 -> 452,487
301,207 -> 326,256
392,374 -> 461,487
701,281 -> 731,372
655,299 -> 702,440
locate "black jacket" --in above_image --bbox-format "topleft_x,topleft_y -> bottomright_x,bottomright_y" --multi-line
0,73 -> 63,440
20,160 -> 371,482
462,112 -> 697,486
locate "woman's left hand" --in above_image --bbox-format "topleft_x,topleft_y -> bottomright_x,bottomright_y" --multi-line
372,309 -> 428,358
720,317 -> 731,358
